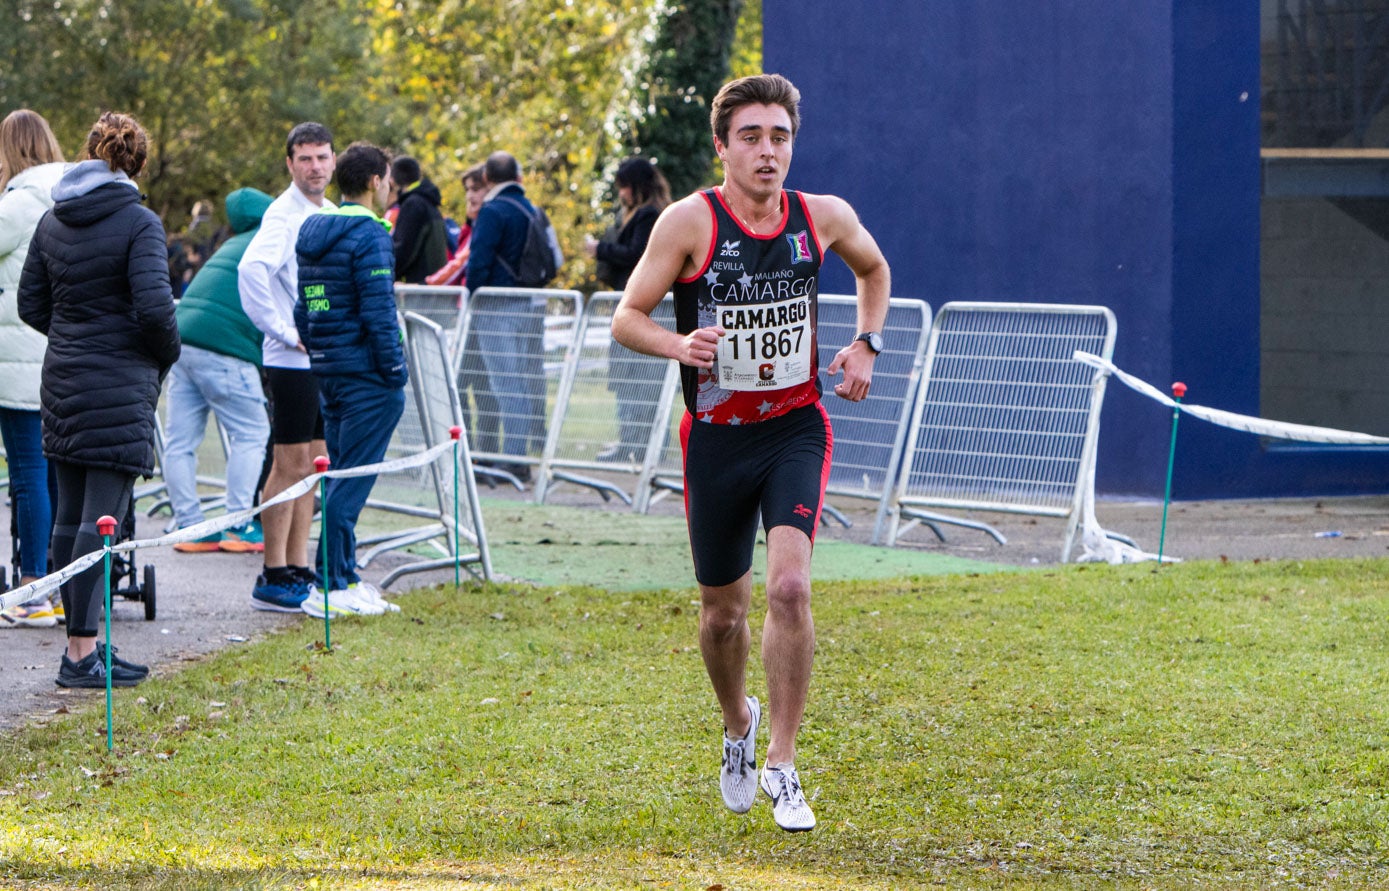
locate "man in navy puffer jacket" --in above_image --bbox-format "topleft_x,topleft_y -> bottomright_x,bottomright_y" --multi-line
293,142 -> 406,619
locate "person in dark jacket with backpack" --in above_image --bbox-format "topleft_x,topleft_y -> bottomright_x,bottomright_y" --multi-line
18,111 -> 181,689
463,151 -> 552,481
293,142 -> 407,619
390,156 -> 449,284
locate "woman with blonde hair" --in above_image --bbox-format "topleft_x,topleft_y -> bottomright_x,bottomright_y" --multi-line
0,109 -> 65,627
18,111 -> 180,687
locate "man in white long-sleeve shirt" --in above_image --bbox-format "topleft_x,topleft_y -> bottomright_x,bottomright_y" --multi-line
237,122 -> 336,612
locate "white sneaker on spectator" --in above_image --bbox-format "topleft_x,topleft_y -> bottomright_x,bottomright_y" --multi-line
760,763 -> 816,832
302,586 -> 384,618
350,581 -> 399,613
719,695 -> 760,813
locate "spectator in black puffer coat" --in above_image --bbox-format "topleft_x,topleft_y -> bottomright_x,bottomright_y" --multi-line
17,111 -> 180,690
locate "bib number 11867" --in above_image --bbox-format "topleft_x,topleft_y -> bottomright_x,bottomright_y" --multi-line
715,295 -> 813,391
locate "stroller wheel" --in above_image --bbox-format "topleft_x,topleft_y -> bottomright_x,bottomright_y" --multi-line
142,564 -> 157,621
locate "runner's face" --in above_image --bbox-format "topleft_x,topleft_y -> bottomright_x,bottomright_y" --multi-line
287,142 -> 336,199
715,103 -> 793,199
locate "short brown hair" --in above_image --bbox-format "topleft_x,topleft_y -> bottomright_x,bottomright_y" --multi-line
710,73 -> 801,145
84,111 -> 149,178
0,109 -> 64,189
461,163 -> 486,189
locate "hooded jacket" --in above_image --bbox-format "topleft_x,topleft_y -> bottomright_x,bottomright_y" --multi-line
294,204 -> 407,388
176,187 -> 274,366
17,159 -> 181,476
392,176 -> 449,284
0,161 -> 66,410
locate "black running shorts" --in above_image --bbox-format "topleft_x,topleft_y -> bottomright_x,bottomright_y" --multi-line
681,402 -> 833,588
265,366 -> 324,445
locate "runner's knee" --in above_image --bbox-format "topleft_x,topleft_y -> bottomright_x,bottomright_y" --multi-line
765,572 -> 811,616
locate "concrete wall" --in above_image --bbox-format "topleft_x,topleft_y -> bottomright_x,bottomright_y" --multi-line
1262,198 -> 1389,437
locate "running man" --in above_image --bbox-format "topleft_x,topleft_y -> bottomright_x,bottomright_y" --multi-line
612,73 -> 890,832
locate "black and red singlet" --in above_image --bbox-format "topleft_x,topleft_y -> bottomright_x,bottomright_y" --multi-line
672,188 -> 824,425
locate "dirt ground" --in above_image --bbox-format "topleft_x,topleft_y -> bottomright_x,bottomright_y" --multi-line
2,488 -> 1387,734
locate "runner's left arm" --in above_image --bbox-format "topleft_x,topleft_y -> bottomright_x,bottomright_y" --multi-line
814,194 -> 891,402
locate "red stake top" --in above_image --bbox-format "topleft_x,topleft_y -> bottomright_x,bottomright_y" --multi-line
1171,382 -> 1188,399
314,456 -> 330,472
97,515 -> 118,536
449,425 -> 462,440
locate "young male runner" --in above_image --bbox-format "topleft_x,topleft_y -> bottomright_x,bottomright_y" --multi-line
612,73 -> 891,832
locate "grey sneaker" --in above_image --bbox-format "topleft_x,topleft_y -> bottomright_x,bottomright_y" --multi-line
760,763 -> 816,832
719,695 -> 760,813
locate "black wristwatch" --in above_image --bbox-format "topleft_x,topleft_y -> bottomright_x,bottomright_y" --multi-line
854,331 -> 884,354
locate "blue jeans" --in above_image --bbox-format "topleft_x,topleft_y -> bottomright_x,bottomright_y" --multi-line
316,375 -> 405,592
471,293 -> 547,458
0,408 -> 52,578
163,346 -> 270,528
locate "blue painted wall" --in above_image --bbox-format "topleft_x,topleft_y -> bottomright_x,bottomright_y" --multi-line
764,0 -> 1389,498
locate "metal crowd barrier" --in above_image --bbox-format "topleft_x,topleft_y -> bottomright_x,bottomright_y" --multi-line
458,287 -> 584,489
537,291 -> 680,507
365,312 -> 491,587
883,301 -> 1117,561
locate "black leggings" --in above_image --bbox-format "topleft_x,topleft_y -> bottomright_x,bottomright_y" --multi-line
50,462 -> 134,639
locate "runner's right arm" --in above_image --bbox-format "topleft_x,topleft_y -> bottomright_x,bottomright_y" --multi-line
612,197 -> 723,371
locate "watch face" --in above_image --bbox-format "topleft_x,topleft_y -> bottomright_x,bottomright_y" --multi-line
860,332 -> 884,353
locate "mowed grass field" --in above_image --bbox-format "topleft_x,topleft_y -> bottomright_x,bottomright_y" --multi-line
4,550 -> 1389,888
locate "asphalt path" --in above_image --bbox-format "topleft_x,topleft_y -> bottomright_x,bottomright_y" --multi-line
2,487 -> 1388,733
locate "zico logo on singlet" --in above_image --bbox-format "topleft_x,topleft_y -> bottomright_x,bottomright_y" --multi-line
303,283 -> 331,313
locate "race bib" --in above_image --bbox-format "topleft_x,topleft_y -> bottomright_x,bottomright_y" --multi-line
715,295 -> 813,391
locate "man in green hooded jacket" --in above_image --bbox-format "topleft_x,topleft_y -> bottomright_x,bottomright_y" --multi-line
162,189 -> 278,587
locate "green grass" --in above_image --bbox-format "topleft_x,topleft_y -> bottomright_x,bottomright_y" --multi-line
5,559 -> 1389,888
478,498 -> 1001,591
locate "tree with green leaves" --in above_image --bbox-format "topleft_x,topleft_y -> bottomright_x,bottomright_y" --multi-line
0,0 -> 762,286
632,0 -> 747,200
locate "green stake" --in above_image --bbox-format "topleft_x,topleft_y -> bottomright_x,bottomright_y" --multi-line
450,426 -> 462,589
315,456 -> 331,650
1157,382 -> 1187,565
97,514 -> 117,752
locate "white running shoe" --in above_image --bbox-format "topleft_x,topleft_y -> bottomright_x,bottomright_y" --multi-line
350,581 -> 400,613
719,695 -> 760,813
760,763 -> 816,832
301,586 -> 384,618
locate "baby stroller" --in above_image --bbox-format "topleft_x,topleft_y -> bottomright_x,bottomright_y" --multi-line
108,501 -> 157,621
3,496 -> 156,621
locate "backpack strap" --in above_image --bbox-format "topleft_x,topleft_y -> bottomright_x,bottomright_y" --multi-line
492,195 -> 537,281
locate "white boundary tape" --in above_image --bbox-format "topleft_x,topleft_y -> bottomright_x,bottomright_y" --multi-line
1075,352 -> 1389,446
0,440 -> 455,613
